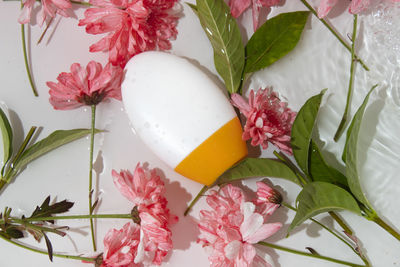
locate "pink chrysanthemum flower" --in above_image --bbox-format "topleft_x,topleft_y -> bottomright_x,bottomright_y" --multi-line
231,87 -> 296,155
47,61 -> 123,110
317,0 -> 400,18
78,0 -> 180,67
229,0 -> 281,31
197,183 -> 282,267
18,0 -> 72,26
111,163 -> 178,265
100,222 -> 141,267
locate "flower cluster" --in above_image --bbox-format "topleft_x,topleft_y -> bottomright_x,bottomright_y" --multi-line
19,0 -> 72,26
231,87 -> 296,155
197,182 -> 282,267
47,61 -> 123,110
98,163 -> 177,266
229,0 -> 280,31
79,0 -> 180,67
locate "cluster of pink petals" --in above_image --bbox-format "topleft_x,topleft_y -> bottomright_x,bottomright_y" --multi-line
18,0 -> 72,26
231,87 -> 296,155
47,61 -> 123,110
107,163 -> 177,266
229,0 -> 281,31
78,0 -> 180,67
317,0 -> 400,18
197,183 -> 282,267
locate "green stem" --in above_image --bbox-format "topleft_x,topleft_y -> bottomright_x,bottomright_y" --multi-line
0,126 -> 37,191
273,151 -> 308,185
184,185 -> 208,216
283,203 -> 370,266
258,241 -> 365,267
21,21 -> 38,97
299,0 -> 369,71
70,0 -> 91,6
0,234 -> 96,262
329,211 -> 354,236
12,213 -> 132,222
88,105 -> 96,251
37,17 -> 54,44
371,216 -> 400,242
334,14 -> 358,141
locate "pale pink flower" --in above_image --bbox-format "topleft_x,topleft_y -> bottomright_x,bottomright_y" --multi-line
78,0 -> 180,67
317,0 -> 400,18
198,183 -> 282,267
18,0 -> 72,26
100,222 -> 141,267
47,61 -> 123,110
231,87 -> 296,155
112,163 -> 177,265
229,0 -> 280,31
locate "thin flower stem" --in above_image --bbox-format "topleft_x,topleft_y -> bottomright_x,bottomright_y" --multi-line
70,0 -> 91,6
0,126 -> 37,192
258,241 -> 365,267
7,213 -> 132,224
0,234 -> 96,262
299,0 -> 369,71
329,211 -> 354,236
21,23 -> 38,97
184,185 -> 208,216
283,203 -> 370,266
37,17 -> 54,44
371,216 -> 400,241
334,14 -> 358,141
273,151 -> 308,185
88,105 -> 96,251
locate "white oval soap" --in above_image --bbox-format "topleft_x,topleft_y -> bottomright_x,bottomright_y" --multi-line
122,51 -> 247,185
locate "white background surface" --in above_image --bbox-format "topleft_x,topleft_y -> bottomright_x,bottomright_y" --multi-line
0,0 -> 399,266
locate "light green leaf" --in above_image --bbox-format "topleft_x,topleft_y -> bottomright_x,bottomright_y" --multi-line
11,129 -> 100,176
0,107 -> 13,174
291,89 -> 326,176
217,158 -> 300,185
245,11 -> 310,73
186,2 -> 197,12
309,140 -> 348,187
288,182 -> 361,232
344,85 -> 377,210
196,0 -> 245,94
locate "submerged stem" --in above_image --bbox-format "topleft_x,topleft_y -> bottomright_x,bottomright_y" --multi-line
88,105 -> 97,251
258,241 -> 365,267
299,0 -> 369,71
334,14 -> 358,141
184,185 -> 208,216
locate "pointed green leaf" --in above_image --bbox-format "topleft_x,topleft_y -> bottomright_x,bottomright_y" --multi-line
12,129 -> 101,175
288,182 -> 361,232
245,11 -> 310,73
0,107 -> 13,173
309,140 -> 348,187
291,90 -> 326,176
196,0 -> 245,94
43,232 -> 53,262
30,196 -> 74,223
344,86 -> 377,210
5,227 -> 24,239
217,158 -> 300,185
186,2 -> 197,12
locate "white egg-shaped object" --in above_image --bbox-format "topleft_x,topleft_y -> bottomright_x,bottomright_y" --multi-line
122,51 -> 247,185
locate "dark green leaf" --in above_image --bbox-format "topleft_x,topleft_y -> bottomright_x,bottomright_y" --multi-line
245,11 -> 310,73
217,158 -> 300,185
43,232 -> 53,262
288,182 -> 361,232
291,90 -> 326,176
186,2 -> 197,12
0,107 -> 13,174
196,0 -> 245,94
30,196 -> 74,223
309,140 -> 348,187
5,227 -> 24,239
344,85 -> 377,210
12,129 -> 100,176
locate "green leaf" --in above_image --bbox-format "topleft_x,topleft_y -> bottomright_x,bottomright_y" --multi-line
217,158 -> 300,185
12,128 -> 100,175
291,89 -> 326,176
43,232 -> 53,262
5,227 -> 24,239
288,182 -> 361,232
186,2 -> 197,12
196,0 -> 245,94
30,196 -> 74,223
245,11 -> 310,73
344,85 -> 377,210
309,140 -> 348,187
0,107 -> 13,174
